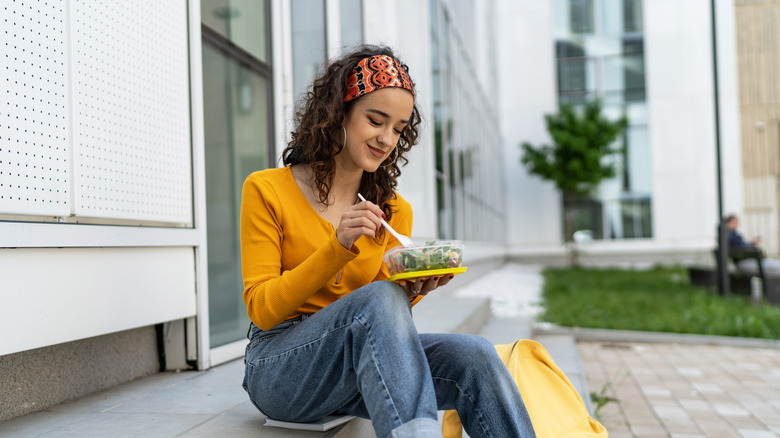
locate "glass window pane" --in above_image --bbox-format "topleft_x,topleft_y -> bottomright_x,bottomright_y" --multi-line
556,40 -> 585,58
625,125 -> 650,193
601,0 -> 622,35
622,39 -> 646,102
201,0 -> 269,62
570,0 -> 594,34
202,43 -> 272,347
564,197 -> 604,240
436,175 -> 446,239
292,0 -> 327,106
553,0 -> 571,36
620,197 -> 651,238
602,55 -> 625,101
601,0 -> 643,36
340,0 -> 363,49
624,0 -> 643,33
557,57 -> 596,103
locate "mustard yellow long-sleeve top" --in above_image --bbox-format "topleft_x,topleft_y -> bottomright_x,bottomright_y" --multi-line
240,166 -> 420,330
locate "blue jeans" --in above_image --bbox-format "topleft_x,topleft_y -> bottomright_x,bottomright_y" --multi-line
242,281 -> 536,438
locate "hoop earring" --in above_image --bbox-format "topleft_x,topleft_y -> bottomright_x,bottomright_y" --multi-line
381,150 -> 399,168
334,126 -> 346,154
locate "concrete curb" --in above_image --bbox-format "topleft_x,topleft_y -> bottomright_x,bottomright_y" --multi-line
532,323 -> 780,349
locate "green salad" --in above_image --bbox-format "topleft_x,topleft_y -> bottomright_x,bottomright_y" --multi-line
385,241 -> 463,275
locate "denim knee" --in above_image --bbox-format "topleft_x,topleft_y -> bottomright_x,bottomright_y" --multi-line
464,335 -> 497,358
351,281 -> 411,324
438,335 -> 503,377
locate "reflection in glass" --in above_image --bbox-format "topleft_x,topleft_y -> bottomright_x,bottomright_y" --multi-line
623,0 -> 643,33
570,0 -> 594,34
622,38 -> 646,102
563,197 -> 604,240
340,0 -> 363,49
292,0 -> 326,107
202,43 -> 271,347
201,0 -> 268,62
558,58 -> 594,104
429,0 -> 505,241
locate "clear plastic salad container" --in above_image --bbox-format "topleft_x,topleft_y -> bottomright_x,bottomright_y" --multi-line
383,241 -> 464,276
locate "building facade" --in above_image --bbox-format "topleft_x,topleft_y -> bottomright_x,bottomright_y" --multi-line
500,0 -> 743,264
0,0 -> 746,421
735,0 -> 780,257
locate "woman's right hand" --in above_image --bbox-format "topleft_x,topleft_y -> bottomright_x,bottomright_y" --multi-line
336,200 -> 384,249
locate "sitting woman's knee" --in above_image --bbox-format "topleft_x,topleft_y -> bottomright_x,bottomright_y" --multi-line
354,281 -> 409,312
449,335 -> 501,368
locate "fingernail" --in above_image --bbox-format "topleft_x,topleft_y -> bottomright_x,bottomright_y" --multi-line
432,276 -> 440,281
448,275 -> 454,280
382,213 -> 387,219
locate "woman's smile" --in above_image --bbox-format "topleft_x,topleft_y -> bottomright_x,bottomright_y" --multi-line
367,144 -> 387,159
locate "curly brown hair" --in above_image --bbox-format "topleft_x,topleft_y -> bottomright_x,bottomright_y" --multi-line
281,44 -> 421,222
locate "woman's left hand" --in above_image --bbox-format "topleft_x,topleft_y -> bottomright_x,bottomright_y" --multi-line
397,275 -> 454,298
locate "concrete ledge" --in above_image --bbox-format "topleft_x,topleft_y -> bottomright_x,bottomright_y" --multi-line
533,323 -> 780,349
412,295 -> 492,335
0,325 -> 159,422
509,242 -> 712,268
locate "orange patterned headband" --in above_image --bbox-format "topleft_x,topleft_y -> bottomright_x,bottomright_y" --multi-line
344,55 -> 415,102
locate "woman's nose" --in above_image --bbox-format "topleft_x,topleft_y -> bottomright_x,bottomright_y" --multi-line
378,127 -> 396,146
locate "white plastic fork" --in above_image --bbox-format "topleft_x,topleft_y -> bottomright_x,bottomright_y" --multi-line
357,193 -> 414,248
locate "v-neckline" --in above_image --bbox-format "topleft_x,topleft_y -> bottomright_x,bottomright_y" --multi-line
286,166 -> 338,230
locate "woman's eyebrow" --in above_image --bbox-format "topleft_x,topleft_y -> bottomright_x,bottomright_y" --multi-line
366,108 -> 409,124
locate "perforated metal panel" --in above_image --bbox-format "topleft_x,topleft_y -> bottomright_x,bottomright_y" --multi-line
71,1 -> 192,224
0,0 -> 71,216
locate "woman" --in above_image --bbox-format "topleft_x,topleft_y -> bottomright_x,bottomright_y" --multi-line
240,44 -> 536,438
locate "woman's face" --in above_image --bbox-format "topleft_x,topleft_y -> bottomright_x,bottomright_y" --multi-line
338,87 -> 415,173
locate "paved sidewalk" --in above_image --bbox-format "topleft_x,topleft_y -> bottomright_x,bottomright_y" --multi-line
579,341 -> 780,438
456,262 -> 780,438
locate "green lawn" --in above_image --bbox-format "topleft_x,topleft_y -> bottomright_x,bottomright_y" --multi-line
540,265 -> 780,340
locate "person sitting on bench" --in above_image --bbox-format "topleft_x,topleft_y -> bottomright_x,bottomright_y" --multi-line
725,214 -> 780,275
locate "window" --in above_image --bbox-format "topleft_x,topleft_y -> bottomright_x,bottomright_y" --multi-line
201,0 -> 269,62
430,0 -> 506,241
201,0 -> 273,347
291,0 -> 327,107
570,0 -> 594,34
340,0 -> 364,49
554,0 -> 651,240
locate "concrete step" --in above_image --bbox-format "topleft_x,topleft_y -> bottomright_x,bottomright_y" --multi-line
412,294 -> 492,335
0,295 -> 493,438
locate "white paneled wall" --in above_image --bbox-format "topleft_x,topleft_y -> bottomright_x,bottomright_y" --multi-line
71,1 -> 192,223
1,0 -> 71,216
1,0 -> 192,225
0,1 -> 199,357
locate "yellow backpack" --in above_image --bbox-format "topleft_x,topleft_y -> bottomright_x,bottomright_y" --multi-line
442,339 -> 608,437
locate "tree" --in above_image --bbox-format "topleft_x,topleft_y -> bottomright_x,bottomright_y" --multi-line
520,99 -> 628,248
